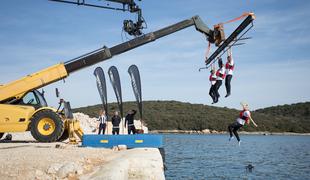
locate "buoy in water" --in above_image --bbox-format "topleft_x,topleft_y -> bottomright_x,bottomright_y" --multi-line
245,164 -> 254,173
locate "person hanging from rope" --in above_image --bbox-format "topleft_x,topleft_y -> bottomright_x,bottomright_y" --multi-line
214,58 -> 226,103
225,48 -> 234,98
228,102 -> 258,146
209,66 -> 217,104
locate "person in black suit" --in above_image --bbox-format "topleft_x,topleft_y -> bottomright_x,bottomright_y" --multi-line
111,111 -> 121,135
125,110 -> 137,134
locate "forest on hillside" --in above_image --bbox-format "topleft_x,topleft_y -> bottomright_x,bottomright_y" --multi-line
73,101 -> 310,133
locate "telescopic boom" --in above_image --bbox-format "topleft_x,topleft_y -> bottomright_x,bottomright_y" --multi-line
0,14 -> 255,103
64,16 -> 213,73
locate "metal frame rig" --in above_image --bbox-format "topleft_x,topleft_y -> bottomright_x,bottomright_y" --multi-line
200,14 -> 255,71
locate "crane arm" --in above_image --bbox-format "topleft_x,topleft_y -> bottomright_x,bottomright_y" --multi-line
0,14 -> 255,103
64,16 -> 213,73
0,15 -> 213,103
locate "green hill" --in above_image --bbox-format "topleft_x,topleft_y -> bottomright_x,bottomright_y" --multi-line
73,101 -> 310,133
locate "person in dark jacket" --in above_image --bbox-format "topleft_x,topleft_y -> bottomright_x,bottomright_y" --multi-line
111,111 -> 121,135
125,110 -> 137,134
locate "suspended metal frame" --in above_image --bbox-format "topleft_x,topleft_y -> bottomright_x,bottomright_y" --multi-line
199,14 -> 255,71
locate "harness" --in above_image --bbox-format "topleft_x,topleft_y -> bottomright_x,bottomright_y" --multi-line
225,62 -> 234,70
239,110 -> 249,123
216,69 -> 226,79
209,74 -> 217,81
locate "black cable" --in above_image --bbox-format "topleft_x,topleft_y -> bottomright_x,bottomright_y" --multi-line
49,0 -> 128,12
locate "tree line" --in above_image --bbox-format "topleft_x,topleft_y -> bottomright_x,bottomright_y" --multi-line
73,101 -> 310,133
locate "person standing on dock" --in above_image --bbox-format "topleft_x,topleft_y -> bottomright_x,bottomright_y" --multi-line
209,68 -> 217,104
125,110 -> 137,134
112,111 -> 121,135
228,102 -> 258,145
225,48 -> 234,98
97,109 -> 107,135
214,58 -> 226,103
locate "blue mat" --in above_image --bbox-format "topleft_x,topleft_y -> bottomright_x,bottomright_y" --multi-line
82,134 -> 163,148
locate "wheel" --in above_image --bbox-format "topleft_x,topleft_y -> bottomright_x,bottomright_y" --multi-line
30,110 -> 64,142
0,133 -> 4,140
57,129 -> 69,142
5,134 -> 12,141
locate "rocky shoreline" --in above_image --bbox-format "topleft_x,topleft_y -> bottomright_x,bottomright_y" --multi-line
150,129 -> 310,136
0,141 -> 164,180
0,113 -> 164,180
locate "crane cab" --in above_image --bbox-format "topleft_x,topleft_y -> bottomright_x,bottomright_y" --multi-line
0,90 -> 66,142
11,90 -> 48,109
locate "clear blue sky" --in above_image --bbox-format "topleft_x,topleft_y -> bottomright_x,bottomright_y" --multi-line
0,0 -> 309,110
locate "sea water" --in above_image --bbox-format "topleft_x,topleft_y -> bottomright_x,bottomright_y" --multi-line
163,134 -> 310,180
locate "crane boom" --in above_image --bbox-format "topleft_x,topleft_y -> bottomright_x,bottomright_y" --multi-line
0,15 -> 212,102
0,14 -> 255,103
64,16 -> 212,73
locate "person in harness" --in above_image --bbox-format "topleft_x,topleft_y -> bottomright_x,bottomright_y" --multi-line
209,68 -> 217,104
111,111 -> 121,135
228,102 -> 258,145
225,48 -> 234,98
125,109 -> 137,134
214,58 -> 226,103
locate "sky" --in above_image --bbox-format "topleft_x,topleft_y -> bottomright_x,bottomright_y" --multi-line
0,0 -> 310,110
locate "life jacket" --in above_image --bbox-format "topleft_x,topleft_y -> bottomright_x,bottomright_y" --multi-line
239,110 -> 249,123
209,74 -> 217,83
216,68 -> 226,80
225,62 -> 234,70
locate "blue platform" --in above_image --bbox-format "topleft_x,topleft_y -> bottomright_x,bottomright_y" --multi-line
82,134 -> 163,148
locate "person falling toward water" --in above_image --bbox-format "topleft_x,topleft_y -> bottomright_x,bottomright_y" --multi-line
209,67 -> 217,104
228,102 -> 258,146
111,111 -> 121,135
225,48 -> 234,98
97,109 -> 107,135
214,58 -> 226,103
125,110 -> 137,134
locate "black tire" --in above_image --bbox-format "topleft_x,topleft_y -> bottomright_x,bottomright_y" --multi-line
30,110 -> 64,142
0,133 -> 4,140
5,134 -> 12,141
57,129 -> 69,142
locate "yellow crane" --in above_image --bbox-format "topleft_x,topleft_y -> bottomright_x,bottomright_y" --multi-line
0,13 -> 255,142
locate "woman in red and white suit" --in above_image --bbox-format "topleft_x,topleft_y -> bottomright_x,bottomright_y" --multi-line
214,58 -> 226,103
209,68 -> 217,103
228,102 -> 258,145
225,48 -> 234,98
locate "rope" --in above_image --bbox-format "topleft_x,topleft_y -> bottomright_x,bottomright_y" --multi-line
204,12 -> 254,69
204,42 -> 211,63
227,47 -> 232,57
214,12 -> 255,28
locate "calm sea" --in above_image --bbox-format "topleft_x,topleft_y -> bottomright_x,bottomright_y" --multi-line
163,134 -> 310,180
